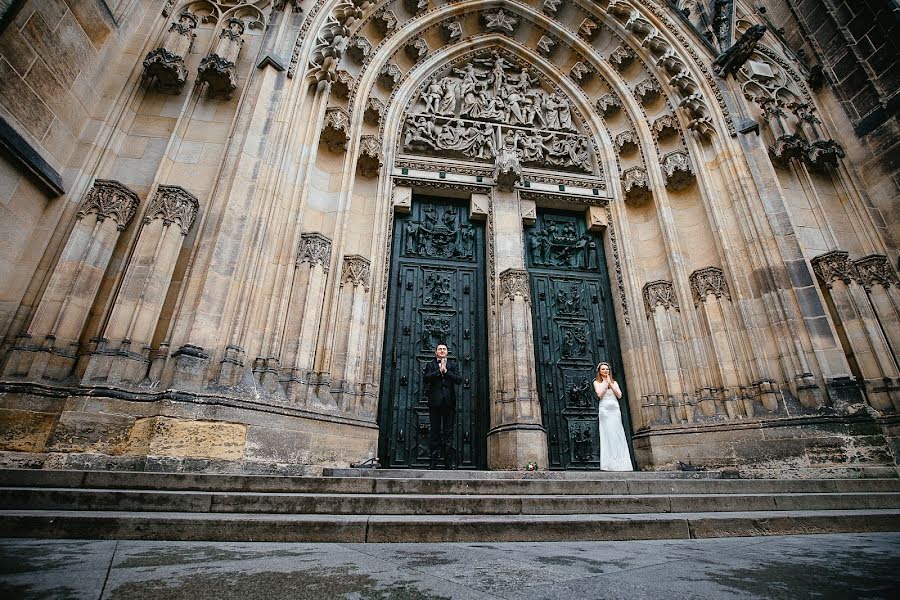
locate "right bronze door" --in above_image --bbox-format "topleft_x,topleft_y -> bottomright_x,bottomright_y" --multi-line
526,210 -> 631,469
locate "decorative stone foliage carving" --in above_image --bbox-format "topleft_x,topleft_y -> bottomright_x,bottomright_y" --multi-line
341,255 -> 371,290
297,233 -> 332,272
569,61 -> 593,84
543,0 -> 561,15
378,63 -> 402,90
482,8 -> 518,34
537,35 -> 555,56
441,20 -> 462,43
357,135 -> 383,177
306,15 -> 350,82
661,150 -> 694,190
198,18 -> 245,100
373,10 -> 398,35
615,130 -> 638,154
322,107 -> 350,152
499,269 -> 530,304
608,46 -> 635,71
404,0 -> 428,14
405,38 -> 429,62
143,11 -> 198,94
853,255 -> 899,289
643,280 -> 679,316
811,250 -> 856,288
596,93 -> 622,116
347,37 -> 371,63
364,97 -> 385,125
621,166 -> 650,204
76,179 -> 141,230
332,69 -> 352,99
652,114 -> 679,139
689,267 -> 730,304
634,78 -> 661,105
144,185 -> 199,235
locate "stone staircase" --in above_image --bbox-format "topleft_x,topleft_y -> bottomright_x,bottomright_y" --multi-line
0,468 -> 898,542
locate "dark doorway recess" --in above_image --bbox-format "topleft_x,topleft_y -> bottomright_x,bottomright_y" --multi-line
525,209 -> 632,469
378,196 -> 489,468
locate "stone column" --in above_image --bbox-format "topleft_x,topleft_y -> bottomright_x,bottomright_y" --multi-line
854,254 -> 900,362
81,186 -> 199,385
329,255 -> 373,416
142,10 -> 198,94
484,186 -> 547,469
642,280 -> 692,423
281,233 -> 333,406
3,180 -> 140,381
197,18 -> 245,100
812,251 -> 900,411
689,267 -> 746,420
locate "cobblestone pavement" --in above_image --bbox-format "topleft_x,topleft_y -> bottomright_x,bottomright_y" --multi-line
1,533 -> 898,599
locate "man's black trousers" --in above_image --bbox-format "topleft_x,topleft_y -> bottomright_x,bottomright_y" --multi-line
428,404 -> 455,459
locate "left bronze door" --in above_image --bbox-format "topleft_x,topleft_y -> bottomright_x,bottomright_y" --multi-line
378,197 -> 488,468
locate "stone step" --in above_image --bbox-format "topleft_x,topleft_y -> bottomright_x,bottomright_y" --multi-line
323,468 -> 738,479
0,509 -> 897,542
2,470 -> 898,495
1,488 -> 898,514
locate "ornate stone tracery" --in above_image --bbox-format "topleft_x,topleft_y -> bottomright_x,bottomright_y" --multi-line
811,250 -> 857,288
76,179 -> 141,230
853,255 -> 899,290
499,268 -> 530,304
297,233 -> 333,273
689,267 -> 731,305
341,255 -> 371,290
144,185 -> 200,235
643,280 -> 679,316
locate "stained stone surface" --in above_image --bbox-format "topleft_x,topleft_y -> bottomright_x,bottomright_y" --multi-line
1,534 -> 898,599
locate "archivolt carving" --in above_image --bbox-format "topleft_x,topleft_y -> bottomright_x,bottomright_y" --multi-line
76,179 -> 141,230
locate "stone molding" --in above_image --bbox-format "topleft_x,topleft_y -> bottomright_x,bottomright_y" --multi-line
297,233 -> 332,272
143,185 -> 200,235
498,269 -> 530,304
341,255 -> 371,290
853,254 -> 899,290
689,267 -> 730,305
76,179 -> 141,230
811,250 -> 856,288
643,280 -> 679,316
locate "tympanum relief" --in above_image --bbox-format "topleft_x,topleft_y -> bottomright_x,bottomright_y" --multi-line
400,52 -> 597,176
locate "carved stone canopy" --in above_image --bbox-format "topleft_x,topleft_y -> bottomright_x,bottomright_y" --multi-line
652,114 -> 680,139
76,179 -> 141,230
441,20 -> 462,43
853,254 -> 899,289
643,280 -> 679,316
537,35 -> 555,56
499,268 -> 530,304
346,37 -> 371,63
357,135 -> 383,177
608,46 -> 635,71
379,63 -> 402,90
364,97 -> 385,125
405,38 -> 429,62
322,106 -> 350,152
543,0 -> 561,15
689,266 -> 730,304
569,61 -> 594,84
297,232 -> 332,272
811,250 -> 855,288
615,130 -> 638,154
341,255 -> 371,289
596,94 -> 622,116
661,150 -> 694,190
621,166 -> 650,204
634,78 -> 661,105
144,185 -> 200,235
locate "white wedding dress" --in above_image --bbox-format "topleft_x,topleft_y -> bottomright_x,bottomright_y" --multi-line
597,387 -> 633,471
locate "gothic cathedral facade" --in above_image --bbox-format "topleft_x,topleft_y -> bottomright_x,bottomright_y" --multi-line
0,0 -> 897,474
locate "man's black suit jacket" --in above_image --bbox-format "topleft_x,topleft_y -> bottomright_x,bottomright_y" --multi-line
422,358 -> 462,409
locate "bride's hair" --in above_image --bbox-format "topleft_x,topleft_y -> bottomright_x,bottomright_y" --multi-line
595,362 -> 616,384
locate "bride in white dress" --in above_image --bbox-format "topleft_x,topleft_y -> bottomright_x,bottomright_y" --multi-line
593,362 -> 633,471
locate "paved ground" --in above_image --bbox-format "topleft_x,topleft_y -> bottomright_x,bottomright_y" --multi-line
1,533 -> 898,599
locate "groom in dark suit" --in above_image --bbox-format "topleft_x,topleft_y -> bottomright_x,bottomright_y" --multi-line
422,343 -> 462,469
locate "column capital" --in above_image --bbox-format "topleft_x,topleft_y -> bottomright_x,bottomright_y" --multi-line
498,268 -> 530,304
689,266 -> 730,305
76,179 -> 141,230
811,250 -> 857,288
643,279 -> 678,317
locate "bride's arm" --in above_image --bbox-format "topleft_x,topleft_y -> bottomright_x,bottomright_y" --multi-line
610,381 -> 622,399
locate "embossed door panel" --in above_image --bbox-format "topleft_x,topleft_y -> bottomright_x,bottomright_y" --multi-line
526,210 -> 630,469
378,197 -> 488,468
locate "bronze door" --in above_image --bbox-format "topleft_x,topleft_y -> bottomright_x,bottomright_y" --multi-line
378,197 -> 488,468
526,210 -> 630,469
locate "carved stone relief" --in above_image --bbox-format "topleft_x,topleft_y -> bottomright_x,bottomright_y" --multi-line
482,9 -> 518,34
643,280 -> 679,316
401,52 -> 595,174
854,255 -> 899,290
144,185 -> 200,235
357,135 -> 383,177
297,233 -> 332,272
143,11 -> 198,94
499,268 -> 530,304
689,267 -> 730,304
341,255 -> 371,290
661,150 -> 694,190
811,250 -> 856,288
77,179 -> 141,230
198,18 -> 245,100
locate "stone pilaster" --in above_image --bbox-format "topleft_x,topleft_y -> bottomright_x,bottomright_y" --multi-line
812,251 -> 900,412
81,186 -> 199,386
281,233 -> 333,406
642,280 -> 692,423
3,180 -> 140,381
329,255 -> 373,416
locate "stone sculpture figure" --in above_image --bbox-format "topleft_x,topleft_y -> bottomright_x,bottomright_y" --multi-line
495,130 -> 522,191
423,78 -> 443,113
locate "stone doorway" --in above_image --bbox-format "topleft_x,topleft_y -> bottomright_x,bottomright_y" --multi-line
377,196 -> 489,468
525,210 -> 631,469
